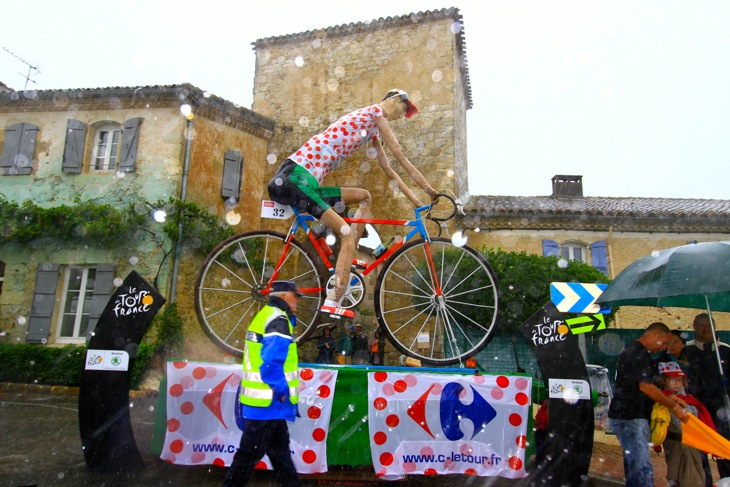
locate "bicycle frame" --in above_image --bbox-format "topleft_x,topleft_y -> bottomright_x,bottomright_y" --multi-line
265,203 -> 444,297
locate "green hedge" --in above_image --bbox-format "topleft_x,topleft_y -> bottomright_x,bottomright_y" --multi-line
0,342 -> 154,389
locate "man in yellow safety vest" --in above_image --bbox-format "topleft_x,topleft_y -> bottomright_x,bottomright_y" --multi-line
223,280 -> 302,487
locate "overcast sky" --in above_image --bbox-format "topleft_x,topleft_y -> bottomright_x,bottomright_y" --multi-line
2,0 -> 728,200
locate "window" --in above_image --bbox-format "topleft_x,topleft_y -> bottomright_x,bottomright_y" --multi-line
542,239 -> 609,276
91,123 -> 121,171
560,242 -> 586,262
56,266 -> 96,343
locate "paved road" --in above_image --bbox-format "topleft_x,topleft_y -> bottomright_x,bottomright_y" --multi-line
0,384 -> 628,487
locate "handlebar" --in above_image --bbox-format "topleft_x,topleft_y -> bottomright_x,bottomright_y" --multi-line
424,193 -> 458,222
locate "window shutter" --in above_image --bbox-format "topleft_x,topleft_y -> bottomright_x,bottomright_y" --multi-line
590,240 -> 609,276
118,117 -> 142,172
221,150 -> 244,200
542,239 -> 559,257
87,264 -> 116,339
0,122 -> 38,175
62,119 -> 87,174
27,263 -> 60,344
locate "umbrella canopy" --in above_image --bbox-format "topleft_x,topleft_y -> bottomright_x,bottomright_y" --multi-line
596,241 -> 730,312
682,414 -> 730,459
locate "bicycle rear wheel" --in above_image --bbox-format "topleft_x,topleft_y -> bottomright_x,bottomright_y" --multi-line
195,231 -> 326,356
374,237 -> 501,366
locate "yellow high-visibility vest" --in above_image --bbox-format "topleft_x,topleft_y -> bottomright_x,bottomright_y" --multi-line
240,306 -> 299,407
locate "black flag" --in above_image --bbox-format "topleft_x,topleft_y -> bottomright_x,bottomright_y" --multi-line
78,271 -> 165,473
519,302 -> 593,486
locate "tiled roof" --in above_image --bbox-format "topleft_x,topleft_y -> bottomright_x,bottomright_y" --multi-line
0,83 -> 275,138
252,7 -> 472,110
461,195 -> 730,233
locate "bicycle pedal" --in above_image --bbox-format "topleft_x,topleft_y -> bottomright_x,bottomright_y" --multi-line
351,259 -> 367,270
319,305 -> 355,319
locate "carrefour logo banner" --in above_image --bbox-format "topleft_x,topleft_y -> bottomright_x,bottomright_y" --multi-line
367,372 -> 531,479
161,361 -> 337,474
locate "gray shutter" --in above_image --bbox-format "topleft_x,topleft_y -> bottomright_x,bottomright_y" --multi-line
0,122 -> 39,175
590,240 -> 609,276
62,119 -> 87,174
27,263 -> 60,344
118,117 -> 142,172
221,150 -> 243,200
542,239 -> 559,257
86,264 -> 116,339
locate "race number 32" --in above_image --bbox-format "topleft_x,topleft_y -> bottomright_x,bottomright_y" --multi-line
261,200 -> 293,219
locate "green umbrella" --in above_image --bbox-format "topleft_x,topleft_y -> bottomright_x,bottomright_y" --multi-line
596,241 -> 730,312
596,241 -> 730,410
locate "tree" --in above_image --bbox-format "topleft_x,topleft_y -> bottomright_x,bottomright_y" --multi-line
480,247 -> 612,334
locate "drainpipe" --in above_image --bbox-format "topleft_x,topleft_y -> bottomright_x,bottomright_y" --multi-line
607,225 -> 619,328
169,118 -> 193,303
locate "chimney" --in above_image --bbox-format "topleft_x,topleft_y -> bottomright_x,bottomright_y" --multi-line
551,175 -> 583,198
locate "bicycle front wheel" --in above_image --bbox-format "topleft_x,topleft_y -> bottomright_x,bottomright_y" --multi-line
374,237 -> 501,366
195,231 -> 326,356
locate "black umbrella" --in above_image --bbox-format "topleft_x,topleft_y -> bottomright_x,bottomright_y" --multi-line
596,241 -> 730,411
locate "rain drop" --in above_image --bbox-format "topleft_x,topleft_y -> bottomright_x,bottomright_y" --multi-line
274,177 -> 283,187
221,278 -> 231,288
451,230 -> 467,247
16,316 -> 27,326
359,161 -> 371,173
129,256 -> 139,265
225,211 -> 241,225
299,117 -> 310,127
294,56 -> 305,67
366,147 -> 377,159
14,154 -> 29,168
450,21 -> 462,34
180,104 -> 192,118
113,278 -> 123,287
266,154 -> 277,165
153,210 -> 167,223
333,201 -> 346,213
224,197 -> 238,210
447,169 -> 454,178
431,70 -> 443,83
340,225 -> 351,236
557,258 -> 569,268
116,170 -> 126,179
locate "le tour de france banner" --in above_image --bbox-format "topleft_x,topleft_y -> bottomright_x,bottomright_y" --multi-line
160,361 -> 338,474
367,371 -> 531,479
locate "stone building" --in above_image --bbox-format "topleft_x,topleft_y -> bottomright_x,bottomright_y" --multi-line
0,83 -> 273,357
460,175 -> 730,330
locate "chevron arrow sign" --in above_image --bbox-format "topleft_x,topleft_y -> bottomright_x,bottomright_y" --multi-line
550,282 -> 609,314
565,314 -> 606,334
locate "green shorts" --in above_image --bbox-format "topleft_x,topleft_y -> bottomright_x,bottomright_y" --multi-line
267,160 -> 342,218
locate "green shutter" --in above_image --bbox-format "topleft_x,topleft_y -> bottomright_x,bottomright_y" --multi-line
221,150 -> 243,200
0,122 -> 38,175
118,118 -> 142,172
87,264 -> 116,339
62,119 -> 87,174
27,263 -> 60,344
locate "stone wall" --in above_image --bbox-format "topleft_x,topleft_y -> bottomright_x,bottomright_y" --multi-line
252,12 -> 467,229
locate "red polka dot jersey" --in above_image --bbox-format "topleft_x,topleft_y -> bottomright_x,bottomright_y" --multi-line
288,104 -> 383,184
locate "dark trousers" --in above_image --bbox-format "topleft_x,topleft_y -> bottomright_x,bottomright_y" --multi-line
223,419 -> 300,487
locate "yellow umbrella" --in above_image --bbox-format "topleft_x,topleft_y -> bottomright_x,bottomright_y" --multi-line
682,414 -> 730,459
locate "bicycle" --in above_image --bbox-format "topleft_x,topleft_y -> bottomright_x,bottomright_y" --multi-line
194,194 -> 501,366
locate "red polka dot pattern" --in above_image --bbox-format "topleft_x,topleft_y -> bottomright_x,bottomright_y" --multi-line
287,105 -> 383,184
367,371 -> 531,479
161,362 -> 339,475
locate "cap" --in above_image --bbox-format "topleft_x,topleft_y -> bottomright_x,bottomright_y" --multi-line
270,280 -> 302,297
348,325 -> 355,331
658,361 -> 685,377
383,88 -> 418,119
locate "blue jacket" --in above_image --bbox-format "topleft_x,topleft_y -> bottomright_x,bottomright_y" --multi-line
242,296 -> 299,421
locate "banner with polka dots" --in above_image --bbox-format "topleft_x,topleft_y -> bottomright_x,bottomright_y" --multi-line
367,371 -> 531,480
160,361 -> 338,474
